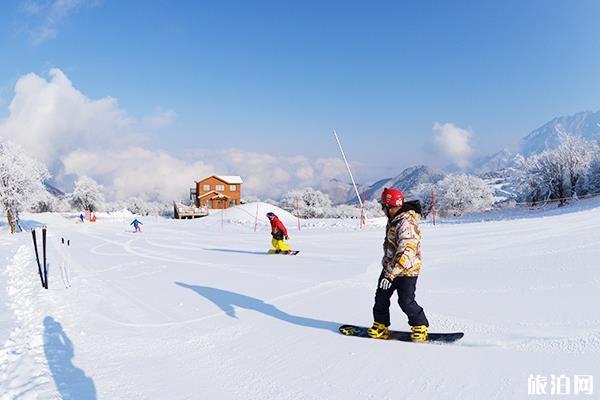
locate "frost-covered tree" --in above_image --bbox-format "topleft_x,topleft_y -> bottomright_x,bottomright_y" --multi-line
514,134 -> 596,204
555,133 -> 595,197
30,190 -> 58,213
124,197 -> 171,216
70,176 -> 105,212
410,183 -> 436,217
0,142 -> 49,233
280,187 -> 332,218
363,199 -> 385,218
514,150 -> 565,204
434,174 -> 494,216
126,197 -> 151,215
583,155 -> 600,195
325,204 -> 360,219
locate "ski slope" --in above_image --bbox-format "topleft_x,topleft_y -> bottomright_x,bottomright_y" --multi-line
0,202 -> 599,399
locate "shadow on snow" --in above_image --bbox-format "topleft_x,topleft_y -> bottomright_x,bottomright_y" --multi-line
203,248 -> 269,256
175,282 -> 339,333
43,316 -> 97,399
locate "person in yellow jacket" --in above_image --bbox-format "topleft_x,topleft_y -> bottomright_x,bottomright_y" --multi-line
368,188 -> 429,342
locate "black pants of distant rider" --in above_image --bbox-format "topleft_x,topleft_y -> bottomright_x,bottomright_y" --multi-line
373,271 -> 429,327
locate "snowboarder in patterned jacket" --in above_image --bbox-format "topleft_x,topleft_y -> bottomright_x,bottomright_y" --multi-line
368,188 -> 429,342
130,219 -> 143,233
266,212 -> 293,253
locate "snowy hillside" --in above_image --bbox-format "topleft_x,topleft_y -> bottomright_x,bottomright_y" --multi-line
0,202 -> 599,399
472,148 -> 516,174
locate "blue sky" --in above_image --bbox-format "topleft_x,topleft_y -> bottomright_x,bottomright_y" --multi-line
1,0 -> 600,196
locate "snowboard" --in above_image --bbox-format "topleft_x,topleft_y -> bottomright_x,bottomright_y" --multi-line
339,324 -> 464,343
268,250 -> 300,255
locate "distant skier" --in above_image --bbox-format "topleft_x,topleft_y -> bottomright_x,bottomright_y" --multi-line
130,219 -> 143,233
266,212 -> 292,253
368,188 -> 429,342
78,213 -> 84,223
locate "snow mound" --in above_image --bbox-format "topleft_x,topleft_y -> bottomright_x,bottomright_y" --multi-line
206,202 -> 298,226
95,209 -> 135,219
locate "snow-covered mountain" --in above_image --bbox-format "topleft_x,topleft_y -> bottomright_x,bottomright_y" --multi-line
322,109 -> 600,207
472,148 -> 516,174
471,109 -> 600,176
44,181 -> 65,197
315,179 -> 359,205
360,165 -> 446,202
519,109 -> 600,157
319,166 -> 447,205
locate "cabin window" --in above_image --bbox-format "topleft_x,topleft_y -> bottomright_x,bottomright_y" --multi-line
230,185 -> 237,191
216,185 -> 225,191
203,184 -> 210,191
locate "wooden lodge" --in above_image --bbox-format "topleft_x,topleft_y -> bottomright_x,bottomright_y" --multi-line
193,175 -> 243,209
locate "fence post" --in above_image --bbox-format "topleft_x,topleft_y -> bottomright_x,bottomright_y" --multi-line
295,197 -> 301,231
431,190 -> 437,226
254,203 -> 259,232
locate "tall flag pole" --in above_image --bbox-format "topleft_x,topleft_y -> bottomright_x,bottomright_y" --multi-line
333,130 -> 363,208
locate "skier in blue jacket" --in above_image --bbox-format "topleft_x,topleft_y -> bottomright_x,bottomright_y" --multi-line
131,219 -> 143,232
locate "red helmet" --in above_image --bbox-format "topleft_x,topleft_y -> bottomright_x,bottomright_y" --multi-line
381,188 -> 404,207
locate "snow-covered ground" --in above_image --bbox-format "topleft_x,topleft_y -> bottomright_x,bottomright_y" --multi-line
0,202 -> 599,399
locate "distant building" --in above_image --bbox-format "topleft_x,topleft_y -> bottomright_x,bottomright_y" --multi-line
194,176 -> 243,209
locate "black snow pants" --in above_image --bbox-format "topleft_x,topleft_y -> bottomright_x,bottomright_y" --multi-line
373,271 -> 429,327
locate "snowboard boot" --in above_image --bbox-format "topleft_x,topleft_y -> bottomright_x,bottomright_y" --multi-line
410,325 -> 428,342
367,322 -> 390,340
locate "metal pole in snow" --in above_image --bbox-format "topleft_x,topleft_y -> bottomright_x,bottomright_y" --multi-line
431,190 -> 437,226
42,227 -> 48,289
295,197 -> 301,231
333,130 -> 363,208
31,230 -> 45,288
359,191 -> 366,229
254,203 -> 259,232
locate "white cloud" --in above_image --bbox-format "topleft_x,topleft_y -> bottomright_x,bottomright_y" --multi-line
145,108 -> 176,129
0,68 -> 136,166
214,150 -> 348,199
21,1 -> 44,15
432,122 -> 474,168
62,148 -> 214,202
0,68 -> 352,202
21,0 -> 92,45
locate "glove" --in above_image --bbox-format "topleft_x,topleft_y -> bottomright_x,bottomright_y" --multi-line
379,276 -> 393,290
284,235 -> 289,240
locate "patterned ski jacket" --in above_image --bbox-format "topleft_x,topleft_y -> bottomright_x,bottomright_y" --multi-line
381,209 -> 422,278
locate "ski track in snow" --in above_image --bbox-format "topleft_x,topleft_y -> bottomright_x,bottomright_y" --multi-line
1,202 -> 600,399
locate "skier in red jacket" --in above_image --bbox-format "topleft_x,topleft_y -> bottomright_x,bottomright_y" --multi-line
266,212 -> 293,253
